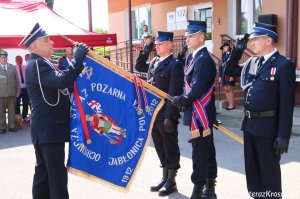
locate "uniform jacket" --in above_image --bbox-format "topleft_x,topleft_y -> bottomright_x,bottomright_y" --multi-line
58,56 -> 71,70
181,47 -> 217,128
25,53 -> 84,144
135,53 -> 184,121
225,50 -> 295,139
0,63 -> 21,97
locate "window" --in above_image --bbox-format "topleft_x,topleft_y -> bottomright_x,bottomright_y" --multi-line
131,6 -> 152,39
194,8 -> 212,40
236,0 -> 262,35
253,0 -> 262,22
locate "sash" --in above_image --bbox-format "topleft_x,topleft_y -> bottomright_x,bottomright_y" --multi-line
185,79 -> 214,138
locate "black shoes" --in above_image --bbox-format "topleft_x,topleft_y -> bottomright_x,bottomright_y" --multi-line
151,168 -> 178,196
0,128 -> 18,134
150,167 -> 168,192
190,185 -> 204,199
158,169 -> 178,196
190,179 -> 217,199
202,179 -> 217,199
158,179 -> 177,196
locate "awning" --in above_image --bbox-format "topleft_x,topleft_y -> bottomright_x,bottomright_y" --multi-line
0,0 -> 117,49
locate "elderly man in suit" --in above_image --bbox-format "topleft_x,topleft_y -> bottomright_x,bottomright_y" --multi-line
172,20 -> 218,199
0,50 -> 20,133
58,47 -> 74,70
19,23 -> 88,199
225,22 -> 295,199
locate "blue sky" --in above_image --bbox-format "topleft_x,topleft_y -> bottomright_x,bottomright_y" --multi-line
54,0 -> 109,31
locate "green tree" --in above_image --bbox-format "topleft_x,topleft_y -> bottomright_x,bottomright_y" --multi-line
93,28 -> 110,57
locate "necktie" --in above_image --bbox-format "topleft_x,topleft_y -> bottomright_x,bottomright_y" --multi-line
187,54 -> 193,66
257,56 -> 265,72
2,65 -> 6,73
184,54 -> 194,74
19,65 -> 25,83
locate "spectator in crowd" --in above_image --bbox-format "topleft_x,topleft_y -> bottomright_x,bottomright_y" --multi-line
142,32 -> 155,51
0,50 -> 20,133
135,31 -> 184,196
24,53 -> 32,112
58,47 -> 74,70
19,22 -> 88,199
15,55 -> 30,122
58,47 -> 75,93
141,24 -> 150,39
25,53 -> 30,63
219,41 -> 235,110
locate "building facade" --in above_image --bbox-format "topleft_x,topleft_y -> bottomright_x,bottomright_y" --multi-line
108,0 -> 300,105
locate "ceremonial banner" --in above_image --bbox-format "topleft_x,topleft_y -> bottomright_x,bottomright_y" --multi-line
67,52 -> 166,191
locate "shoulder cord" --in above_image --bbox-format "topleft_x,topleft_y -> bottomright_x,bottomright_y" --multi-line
35,59 -> 69,107
240,57 -> 256,91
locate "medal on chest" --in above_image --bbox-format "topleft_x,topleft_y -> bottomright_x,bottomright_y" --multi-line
270,67 -> 276,81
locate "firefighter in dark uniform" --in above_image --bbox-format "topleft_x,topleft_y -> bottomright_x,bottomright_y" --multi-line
19,23 -> 88,199
224,22 -> 295,199
135,31 -> 184,196
172,20 -> 218,199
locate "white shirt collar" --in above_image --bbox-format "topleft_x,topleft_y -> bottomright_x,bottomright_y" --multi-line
1,64 -> 7,69
261,48 -> 277,64
159,53 -> 173,62
192,45 -> 206,58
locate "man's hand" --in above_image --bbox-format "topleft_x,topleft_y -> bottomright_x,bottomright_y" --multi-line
74,42 -> 89,62
164,119 -> 174,133
177,45 -> 188,63
178,45 -> 188,57
143,44 -> 152,54
235,33 -> 250,52
273,137 -> 289,155
172,96 -> 182,107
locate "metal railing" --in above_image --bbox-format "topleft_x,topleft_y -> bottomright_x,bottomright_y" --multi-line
109,36 -> 221,70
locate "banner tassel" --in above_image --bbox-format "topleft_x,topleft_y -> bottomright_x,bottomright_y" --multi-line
137,76 -> 150,112
133,74 -> 143,115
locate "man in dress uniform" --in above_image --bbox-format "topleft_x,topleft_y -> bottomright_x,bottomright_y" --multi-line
135,31 -> 184,196
224,22 -> 295,199
19,23 -> 88,199
172,20 -> 218,199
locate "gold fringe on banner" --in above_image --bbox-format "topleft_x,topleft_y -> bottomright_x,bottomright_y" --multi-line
61,35 -> 167,191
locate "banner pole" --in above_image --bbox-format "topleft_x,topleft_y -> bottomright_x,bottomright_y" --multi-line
213,124 -> 244,144
58,34 -> 174,101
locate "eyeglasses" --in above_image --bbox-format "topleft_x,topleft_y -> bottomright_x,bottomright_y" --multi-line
249,36 -> 268,43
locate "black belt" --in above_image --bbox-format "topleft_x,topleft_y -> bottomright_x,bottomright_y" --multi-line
244,110 -> 276,119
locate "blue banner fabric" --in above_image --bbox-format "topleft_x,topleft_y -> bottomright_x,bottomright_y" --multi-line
67,56 -> 164,191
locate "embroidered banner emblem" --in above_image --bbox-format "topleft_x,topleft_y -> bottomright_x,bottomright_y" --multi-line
67,55 -> 165,191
